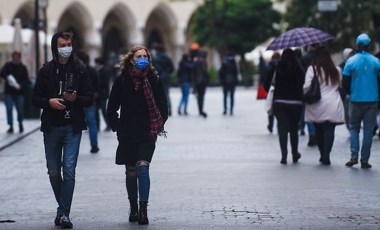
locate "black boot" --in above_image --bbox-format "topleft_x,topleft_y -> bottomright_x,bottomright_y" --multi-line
7,126 -> 13,134
138,201 -> 149,225
292,152 -> 301,163
281,152 -> 287,164
321,152 -> 331,165
129,199 -> 138,222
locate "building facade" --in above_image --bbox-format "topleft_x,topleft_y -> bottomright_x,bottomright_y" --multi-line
0,0 -> 203,69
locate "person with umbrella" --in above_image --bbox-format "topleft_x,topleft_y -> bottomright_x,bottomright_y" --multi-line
272,48 -> 304,164
342,33 -> 380,169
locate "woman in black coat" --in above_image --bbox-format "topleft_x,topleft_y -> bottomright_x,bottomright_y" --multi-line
107,45 -> 168,225
272,48 -> 305,164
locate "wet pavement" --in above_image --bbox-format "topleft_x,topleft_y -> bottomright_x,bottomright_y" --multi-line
0,87 -> 380,229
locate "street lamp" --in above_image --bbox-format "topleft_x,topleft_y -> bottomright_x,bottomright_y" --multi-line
39,0 -> 49,63
34,0 -> 40,78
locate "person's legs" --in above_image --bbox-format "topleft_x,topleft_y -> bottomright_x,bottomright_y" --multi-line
222,85 -> 228,114
85,105 -> 99,153
162,82 -> 171,116
322,122 -> 336,164
136,140 -> 155,225
178,83 -> 185,114
230,85 -> 235,115
289,106 -> 301,151
13,95 -> 25,132
307,122 -> 317,146
99,98 -> 110,130
4,94 -> 14,131
44,128 -> 64,212
289,105 -> 301,157
182,82 -> 191,115
299,104 -> 306,135
360,103 -> 377,164
349,103 -> 362,162
60,126 -> 81,217
274,103 -> 289,163
267,114 -> 274,133
125,165 -> 138,222
197,85 -> 206,117
314,123 -> 324,161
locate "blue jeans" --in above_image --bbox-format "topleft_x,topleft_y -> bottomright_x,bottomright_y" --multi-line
223,84 -> 236,113
307,122 -> 316,136
125,161 -> 150,202
85,105 -> 98,147
178,82 -> 191,113
43,125 -> 82,217
4,94 -> 25,126
349,102 -> 377,163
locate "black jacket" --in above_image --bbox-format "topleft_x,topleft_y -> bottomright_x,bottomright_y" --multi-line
218,56 -> 238,85
107,71 -> 168,141
273,61 -> 304,101
32,32 -> 93,132
0,61 -> 30,95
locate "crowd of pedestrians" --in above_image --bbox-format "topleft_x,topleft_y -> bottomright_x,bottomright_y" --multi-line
262,33 -> 380,168
1,29 -> 380,228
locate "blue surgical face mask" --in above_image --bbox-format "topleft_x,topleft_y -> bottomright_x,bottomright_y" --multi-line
135,57 -> 149,70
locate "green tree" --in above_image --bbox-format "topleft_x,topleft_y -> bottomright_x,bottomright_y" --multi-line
192,0 -> 281,57
285,0 -> 380,52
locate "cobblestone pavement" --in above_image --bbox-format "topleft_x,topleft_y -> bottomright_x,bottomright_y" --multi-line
0,87 -> 380,230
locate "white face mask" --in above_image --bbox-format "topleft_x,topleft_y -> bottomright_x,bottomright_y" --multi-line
58,46 -> 72,59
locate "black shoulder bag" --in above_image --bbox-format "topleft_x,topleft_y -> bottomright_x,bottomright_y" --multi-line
303,66 -> 321,104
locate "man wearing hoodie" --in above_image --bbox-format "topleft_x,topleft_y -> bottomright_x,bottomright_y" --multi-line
32,32 -> 93,228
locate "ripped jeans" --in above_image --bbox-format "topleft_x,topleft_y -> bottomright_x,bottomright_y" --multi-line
125,161 -> 150,202
43,125 -> 82,217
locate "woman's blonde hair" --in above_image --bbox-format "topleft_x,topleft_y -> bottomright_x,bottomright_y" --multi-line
119,45 -> 158,74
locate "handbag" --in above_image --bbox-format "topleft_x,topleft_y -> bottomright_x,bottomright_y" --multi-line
303,66 -> 321,104
265,72 -> 276,115
256,84 -> 268,100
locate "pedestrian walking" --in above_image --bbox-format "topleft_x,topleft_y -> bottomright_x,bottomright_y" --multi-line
193,49 -> 210,118
272,48 -> 304,164
0,51 -> 30,133
339,48 -> 355,131
32,31 -> 93,228
177,53 -> 195,115
107,45 -> 168,225
77,50 -> 100,153
219,52 -> 238,115
342,33 -> 380,169
304,46 -> 345,165
301,44 -> 319,146
95,57 -> 111,131
152,43 -> 174,116
264,51 -> 281,133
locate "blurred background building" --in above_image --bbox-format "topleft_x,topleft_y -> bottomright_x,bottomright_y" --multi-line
0,0 -> 206,77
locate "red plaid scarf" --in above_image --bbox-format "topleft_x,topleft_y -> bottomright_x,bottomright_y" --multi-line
129,67 -> 166,142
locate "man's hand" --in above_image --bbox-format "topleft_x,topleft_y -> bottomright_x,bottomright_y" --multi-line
49,98 -> 66,110
63,90 -> 77,102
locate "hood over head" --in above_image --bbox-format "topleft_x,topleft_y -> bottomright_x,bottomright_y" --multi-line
51,31 -> 74,62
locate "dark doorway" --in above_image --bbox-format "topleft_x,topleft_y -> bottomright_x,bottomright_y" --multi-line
147,28 -> 164,50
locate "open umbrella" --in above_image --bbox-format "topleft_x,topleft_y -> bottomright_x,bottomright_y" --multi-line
266,27 -> 334,50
